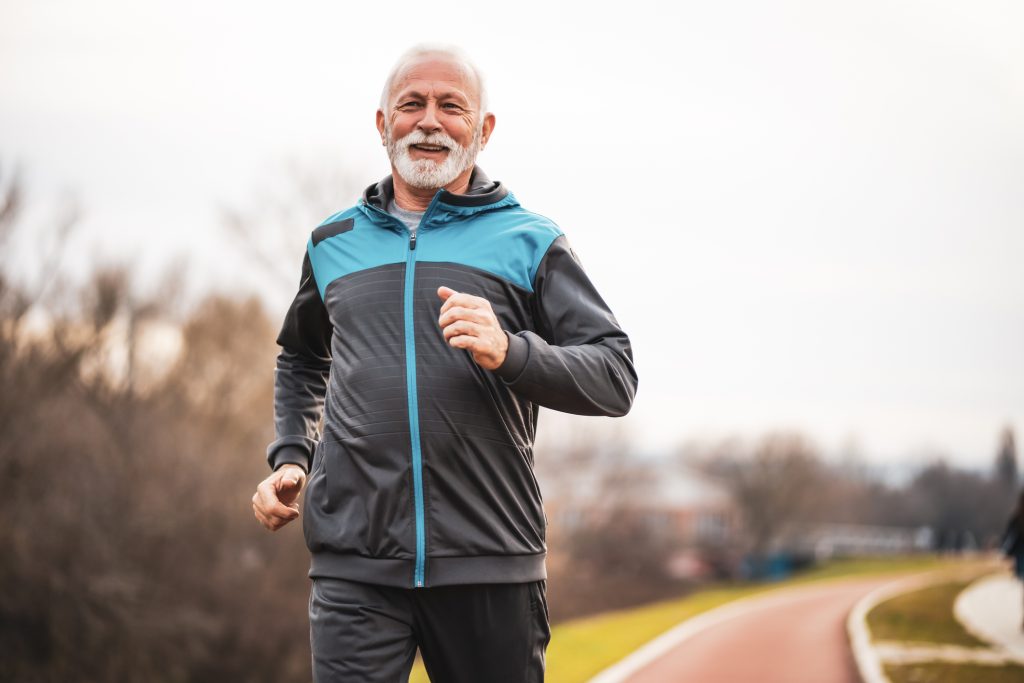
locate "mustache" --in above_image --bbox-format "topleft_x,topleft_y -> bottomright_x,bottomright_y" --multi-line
396,129 -> 461,151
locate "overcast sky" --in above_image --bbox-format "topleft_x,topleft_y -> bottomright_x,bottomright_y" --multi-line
2,0 -> 1022,469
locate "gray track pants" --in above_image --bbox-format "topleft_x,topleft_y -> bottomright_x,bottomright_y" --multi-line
309,577 -> 551,682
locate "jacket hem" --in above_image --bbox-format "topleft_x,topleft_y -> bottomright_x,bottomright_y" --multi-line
308,551 -> 546,588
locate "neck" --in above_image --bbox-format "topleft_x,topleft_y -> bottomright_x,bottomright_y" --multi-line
391,167 -> 474,212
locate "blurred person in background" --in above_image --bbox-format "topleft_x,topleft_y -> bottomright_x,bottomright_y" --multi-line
1001,489 -> 1024,630
251,44 -> 637,682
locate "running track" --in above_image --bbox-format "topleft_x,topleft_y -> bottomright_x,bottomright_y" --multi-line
618,576 -> 897,683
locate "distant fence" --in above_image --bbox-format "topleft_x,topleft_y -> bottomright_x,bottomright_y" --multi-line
789,523 -> 934,559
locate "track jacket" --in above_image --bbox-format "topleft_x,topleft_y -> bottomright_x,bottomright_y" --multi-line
267,167 -> 638,588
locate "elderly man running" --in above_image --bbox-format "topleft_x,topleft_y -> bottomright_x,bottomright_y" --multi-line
252,44 -> 637,682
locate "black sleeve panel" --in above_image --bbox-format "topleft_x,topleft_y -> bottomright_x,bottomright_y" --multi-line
266,250 -> 332,472
494,235 -> 638,416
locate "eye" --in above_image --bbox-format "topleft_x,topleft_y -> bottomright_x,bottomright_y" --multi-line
441,102 -> 464,111
398,101 -> 422,111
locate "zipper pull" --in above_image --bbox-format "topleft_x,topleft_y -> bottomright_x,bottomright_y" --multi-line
410,229 -> 417,250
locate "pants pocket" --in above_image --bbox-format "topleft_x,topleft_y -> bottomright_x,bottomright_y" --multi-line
525,580 -> 551,682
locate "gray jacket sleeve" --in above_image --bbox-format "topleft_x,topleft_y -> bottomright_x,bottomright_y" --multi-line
265,251 -> 332,472
494,235 -> 638,416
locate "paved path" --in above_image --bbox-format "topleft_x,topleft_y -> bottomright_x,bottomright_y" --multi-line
955,572 -> 1024,661
593,576 -> 897,683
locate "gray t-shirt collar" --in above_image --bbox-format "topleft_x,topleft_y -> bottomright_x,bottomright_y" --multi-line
387,198 -> 424,233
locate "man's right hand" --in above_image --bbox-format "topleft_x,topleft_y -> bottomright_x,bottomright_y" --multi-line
253,464 -> 307,531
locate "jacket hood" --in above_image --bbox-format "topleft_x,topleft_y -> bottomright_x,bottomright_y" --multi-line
361,166 -> 516,222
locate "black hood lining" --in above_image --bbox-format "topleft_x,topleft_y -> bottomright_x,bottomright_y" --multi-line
362,166 -> 509,210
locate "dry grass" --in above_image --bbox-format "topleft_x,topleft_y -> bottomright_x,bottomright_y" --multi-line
885,663 -> 1024,683
868,580 -> 988,648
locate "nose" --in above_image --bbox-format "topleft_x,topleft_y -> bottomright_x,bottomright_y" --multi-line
416,102 -> 443,134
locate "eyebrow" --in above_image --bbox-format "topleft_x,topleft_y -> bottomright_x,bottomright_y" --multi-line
393,89 -> 470,106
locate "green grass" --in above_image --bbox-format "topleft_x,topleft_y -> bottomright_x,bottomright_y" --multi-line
866,572 -> 1024,683
867,579 -> 989,648
409,555 -> 955,683
885,663 -> 1024,683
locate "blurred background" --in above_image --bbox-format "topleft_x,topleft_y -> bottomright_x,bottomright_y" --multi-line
2,1 -> 1022,681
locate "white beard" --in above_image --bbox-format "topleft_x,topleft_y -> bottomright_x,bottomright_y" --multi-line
386,127 -> 480,189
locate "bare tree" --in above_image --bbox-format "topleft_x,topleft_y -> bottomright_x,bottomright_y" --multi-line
694,432 -> 827,557
1,164 -> 311,682
994,426 -> 1018,496
537,421 -> 683,619
219,157 -> 366,309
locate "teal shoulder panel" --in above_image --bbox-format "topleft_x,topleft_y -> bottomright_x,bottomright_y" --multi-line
307,211 -> 405,299
417,208 -> 562,293
318,207 -> 359,227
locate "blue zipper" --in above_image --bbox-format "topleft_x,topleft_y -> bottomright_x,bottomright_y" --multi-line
365,194 -> 442,588
403,223 -> 426,588
391,193 -> 444,588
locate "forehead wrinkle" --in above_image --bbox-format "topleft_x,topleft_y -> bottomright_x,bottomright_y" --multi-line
392,83 -> 472,107
388,57 -> 482,110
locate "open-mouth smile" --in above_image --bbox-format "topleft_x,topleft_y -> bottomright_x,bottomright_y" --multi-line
410,143 -> 449,153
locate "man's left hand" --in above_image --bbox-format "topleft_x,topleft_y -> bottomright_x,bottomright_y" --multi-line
437,286 -> 509,370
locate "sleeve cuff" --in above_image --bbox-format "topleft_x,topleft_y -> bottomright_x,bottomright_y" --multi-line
267,443 -> 311,474
494,330 -> 530,384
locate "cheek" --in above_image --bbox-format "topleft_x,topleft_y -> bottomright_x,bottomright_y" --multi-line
448,119 -> 476,145
389,115 -> 413,138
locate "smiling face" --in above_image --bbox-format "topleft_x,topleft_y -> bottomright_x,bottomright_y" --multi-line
376,54 -> 495,191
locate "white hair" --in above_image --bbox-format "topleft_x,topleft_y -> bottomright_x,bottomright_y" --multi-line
379,44 -> 489,115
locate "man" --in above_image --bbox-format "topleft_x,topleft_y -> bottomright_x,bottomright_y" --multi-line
252,45 -> 637,682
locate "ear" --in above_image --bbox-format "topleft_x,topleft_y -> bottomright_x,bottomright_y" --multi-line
479,113 -> 496,150
376,109 -> 387,145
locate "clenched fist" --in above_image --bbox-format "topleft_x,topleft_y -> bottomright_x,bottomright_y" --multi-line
437,286 -> 509,370
252,463 -> 306,531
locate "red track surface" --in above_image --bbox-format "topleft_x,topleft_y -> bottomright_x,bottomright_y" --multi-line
625,576 -> 895,683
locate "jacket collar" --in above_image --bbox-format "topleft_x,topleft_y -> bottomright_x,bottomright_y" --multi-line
361,165 -> 510,212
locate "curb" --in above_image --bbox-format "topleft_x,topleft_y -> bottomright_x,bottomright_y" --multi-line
846,574 -> 936,683
846,567 -> 991,683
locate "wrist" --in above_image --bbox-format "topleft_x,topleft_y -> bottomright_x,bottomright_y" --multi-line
495,327 -> 509,364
